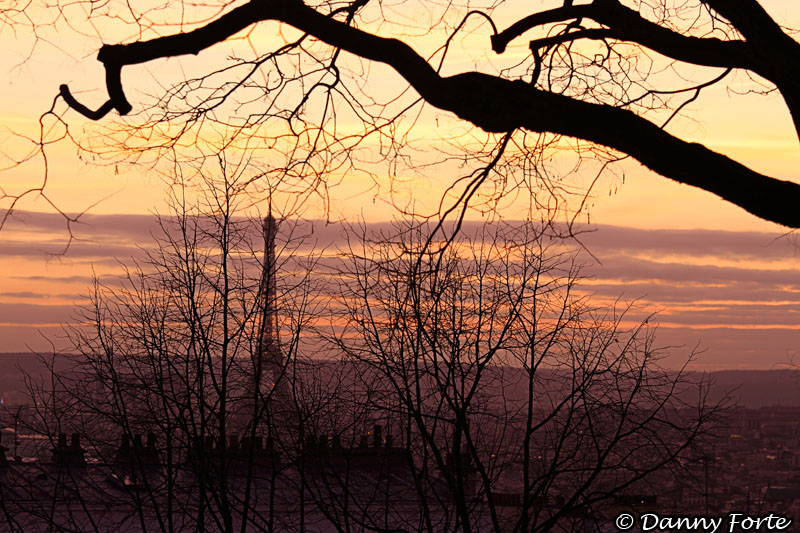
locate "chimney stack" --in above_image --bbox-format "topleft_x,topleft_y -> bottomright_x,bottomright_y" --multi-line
373,424 -> 382,449
0,432 -> 8,466
53,432 -> 85,466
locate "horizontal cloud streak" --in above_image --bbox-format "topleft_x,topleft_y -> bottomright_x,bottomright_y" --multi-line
577,225 -> 799,262
587,255 -> 800,286
0,303 -> 78,325
1,211 -> 799,368
0,241 -> 141,259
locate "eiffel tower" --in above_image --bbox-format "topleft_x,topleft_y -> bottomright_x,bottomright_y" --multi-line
256,210 -> 292,418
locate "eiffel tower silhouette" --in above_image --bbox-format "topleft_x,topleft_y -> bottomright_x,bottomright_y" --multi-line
255,209 -> 292,418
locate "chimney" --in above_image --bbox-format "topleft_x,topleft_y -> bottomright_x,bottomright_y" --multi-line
373,424 -> 382,449
53,433 -> 85,466
0,432 -> 8,466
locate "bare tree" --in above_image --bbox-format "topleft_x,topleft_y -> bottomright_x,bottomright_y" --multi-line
1,204 -> 726,531
9,167 -> 326,531
5,0 -> 799,226
329,219 -> 725,532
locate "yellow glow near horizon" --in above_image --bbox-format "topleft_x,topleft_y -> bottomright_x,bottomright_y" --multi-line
2,1 -> 800,368
0,1 -> 798,228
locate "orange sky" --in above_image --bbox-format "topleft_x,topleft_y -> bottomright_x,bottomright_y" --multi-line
1,1 -> 800,368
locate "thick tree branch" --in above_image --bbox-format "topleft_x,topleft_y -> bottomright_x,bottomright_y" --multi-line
701,0 -> 797,49
66,1 -> 266,117
493,0 -> 800,142
700,0 -> 800,142
492,0 -> 756,72
527,29 -> 611,52
491,4 -> 596,53
59,0 -> 800,228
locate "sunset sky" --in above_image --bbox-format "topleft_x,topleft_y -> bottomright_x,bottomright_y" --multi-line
1,1 -> 800,369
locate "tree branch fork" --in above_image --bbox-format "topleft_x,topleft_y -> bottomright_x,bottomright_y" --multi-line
58,0 -> 800,228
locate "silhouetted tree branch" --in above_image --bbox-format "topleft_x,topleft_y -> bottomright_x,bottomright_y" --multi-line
53,0 -> 800,227
331,219 -> 725,531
